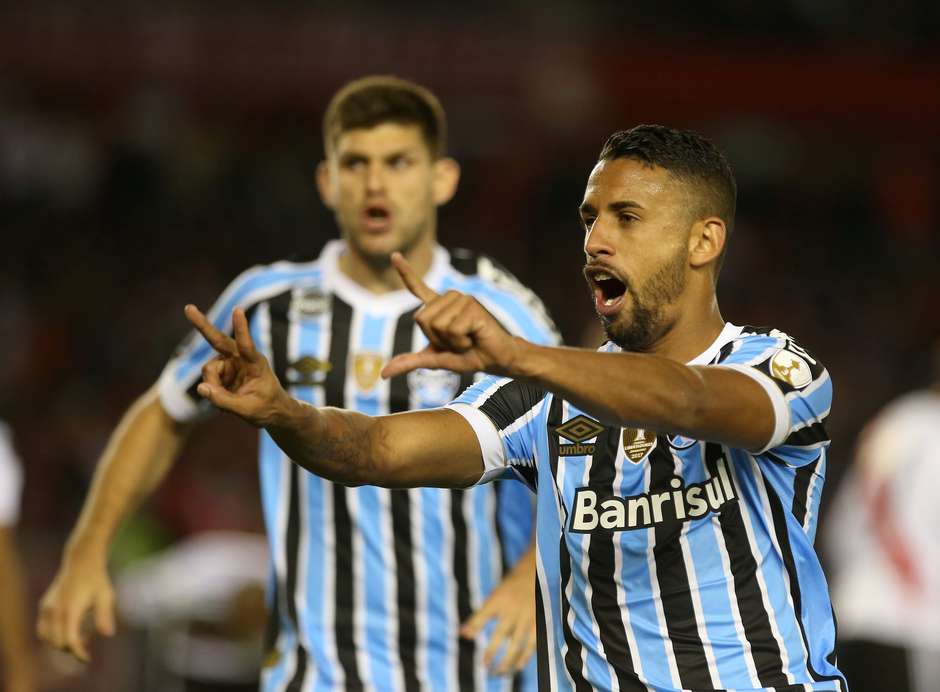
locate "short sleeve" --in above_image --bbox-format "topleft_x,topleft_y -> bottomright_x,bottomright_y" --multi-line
717,330 -> 832,465
157,263 -> 302,422
446,375 -> 547,489
0,423 -> 23,526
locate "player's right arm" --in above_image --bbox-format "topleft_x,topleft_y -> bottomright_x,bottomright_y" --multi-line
187,305 -> 486,489
37,386 -> 192,662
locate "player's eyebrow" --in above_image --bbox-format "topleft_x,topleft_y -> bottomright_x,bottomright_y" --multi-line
608,200 -> 644,213
579,200 -> 645,217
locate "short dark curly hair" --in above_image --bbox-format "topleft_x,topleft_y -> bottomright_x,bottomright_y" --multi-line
323,75 -> 447,159
599,125 -> 737,273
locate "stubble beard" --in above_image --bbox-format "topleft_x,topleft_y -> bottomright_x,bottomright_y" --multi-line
601,247 -> 688,352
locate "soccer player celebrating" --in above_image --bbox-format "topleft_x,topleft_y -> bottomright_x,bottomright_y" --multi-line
38,77 -> 558,691
183,125 -> 849,691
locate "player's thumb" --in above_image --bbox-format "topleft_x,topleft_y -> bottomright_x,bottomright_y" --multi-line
94,588 -> 116,637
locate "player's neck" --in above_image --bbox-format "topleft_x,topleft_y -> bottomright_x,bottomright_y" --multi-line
648,293 -> 726,364
339,238 -> 436,294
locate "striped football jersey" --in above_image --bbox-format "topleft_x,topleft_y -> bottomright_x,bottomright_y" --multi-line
448,323 -> 849,692
159,240 -> 559,692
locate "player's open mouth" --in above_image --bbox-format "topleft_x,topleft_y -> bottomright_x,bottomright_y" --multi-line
585,267 -> 628,315
363,204 -> 392,232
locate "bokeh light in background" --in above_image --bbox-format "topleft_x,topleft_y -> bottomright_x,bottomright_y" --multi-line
2,2 -> 939,689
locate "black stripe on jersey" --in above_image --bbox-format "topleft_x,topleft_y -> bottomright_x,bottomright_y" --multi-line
649,445 -> 714,691
450,489 -> 477,691
389,308 -> 421,692
510,465 -> 538,492
449,247 -> 479,275
284,462 -> 307,692
784,421 -> 829,448
535,580 -> 552,689
548,398 -> 592,692
479,379 -> 547,432
323,296 -> 362,690
791,459 -> 819,526
762,475 -> 849,690
266,291 -> 310,691
586,427 -> 646,691
704,443 -> 790,688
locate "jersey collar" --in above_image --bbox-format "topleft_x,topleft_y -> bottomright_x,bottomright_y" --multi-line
318,239 -> 451,314
599,322 -> 743,365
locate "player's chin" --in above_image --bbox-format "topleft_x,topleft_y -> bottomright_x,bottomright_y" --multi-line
350,230 -> 402,260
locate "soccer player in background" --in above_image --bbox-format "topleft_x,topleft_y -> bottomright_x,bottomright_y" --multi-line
0,422 -> 36,692
825,339 -> 940,692
184,125 -> 849,691
38,76 -> 558,691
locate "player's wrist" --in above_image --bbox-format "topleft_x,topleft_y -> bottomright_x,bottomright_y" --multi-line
266,391 -> 312,431
502,337 -> 546,380
62,532 -> 109,571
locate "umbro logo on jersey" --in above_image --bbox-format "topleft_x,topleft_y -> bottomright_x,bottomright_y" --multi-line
570,458 -> 738,533
555,415 -> 605,456
286,356 -> 331,386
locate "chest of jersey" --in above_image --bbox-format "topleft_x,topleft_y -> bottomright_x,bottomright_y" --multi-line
265,290 -> 470,412
545,403 -> 740,561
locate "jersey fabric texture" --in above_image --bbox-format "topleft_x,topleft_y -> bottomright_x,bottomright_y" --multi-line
158,240 -> 559,692
0,421 -> 23,527
448,323 -> 848,692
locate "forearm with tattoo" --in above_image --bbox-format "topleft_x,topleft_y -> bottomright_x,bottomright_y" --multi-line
266,401 -> 383,486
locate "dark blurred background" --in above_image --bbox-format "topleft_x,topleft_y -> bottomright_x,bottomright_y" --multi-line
2,2 -> 939,689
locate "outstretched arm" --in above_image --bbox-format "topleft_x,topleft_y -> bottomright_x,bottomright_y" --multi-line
382,253 -> 776,452
184,305 -> 485,489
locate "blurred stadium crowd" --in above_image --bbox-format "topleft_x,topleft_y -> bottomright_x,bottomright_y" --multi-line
1,2 -> 939,689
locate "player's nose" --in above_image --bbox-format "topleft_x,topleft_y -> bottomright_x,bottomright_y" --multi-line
584,219 -> 616,258
365,162 -> 386,193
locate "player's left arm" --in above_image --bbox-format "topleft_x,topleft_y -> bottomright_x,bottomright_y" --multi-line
510,346 -> 776,451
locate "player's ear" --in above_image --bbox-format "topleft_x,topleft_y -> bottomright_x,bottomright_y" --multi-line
315,160 -> 335,209
688,217 -> 726,271
432,157 -> 460,206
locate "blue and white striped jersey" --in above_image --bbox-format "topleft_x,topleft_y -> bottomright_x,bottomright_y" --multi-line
159,240 -> 559,692
449,323 -> 849,692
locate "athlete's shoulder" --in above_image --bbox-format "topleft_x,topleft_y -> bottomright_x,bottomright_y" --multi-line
715,325 -> 825,370
444,247 -> 560,344
214,254 -> 327,312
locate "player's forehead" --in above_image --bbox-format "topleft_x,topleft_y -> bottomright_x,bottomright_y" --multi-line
330,122 -> 431,159
581,157 -> 680,211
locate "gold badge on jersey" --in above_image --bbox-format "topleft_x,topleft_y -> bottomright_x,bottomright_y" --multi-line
622,428 -> 656,464
353,353 -> 384,391
770,349 -> 812,389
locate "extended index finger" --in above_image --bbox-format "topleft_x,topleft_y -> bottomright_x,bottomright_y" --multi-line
184,304 -> 237,356
232,307 -> 260,362
391,252 -> 439,303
